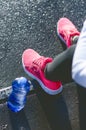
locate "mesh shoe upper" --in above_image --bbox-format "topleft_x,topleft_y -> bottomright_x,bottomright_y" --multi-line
57,17 -> 80,48
22,49 -> 62,95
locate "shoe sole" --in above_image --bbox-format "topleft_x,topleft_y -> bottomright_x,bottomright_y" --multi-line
57,23 -> 67,50
22,60 -> 63,95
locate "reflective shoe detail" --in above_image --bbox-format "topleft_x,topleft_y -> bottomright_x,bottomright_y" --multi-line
22,49 -> 63,95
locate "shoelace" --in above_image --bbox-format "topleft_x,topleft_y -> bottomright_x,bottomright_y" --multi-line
33,56 -> 45,68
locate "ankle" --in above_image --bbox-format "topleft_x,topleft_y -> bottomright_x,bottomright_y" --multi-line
71,35 -> 79,45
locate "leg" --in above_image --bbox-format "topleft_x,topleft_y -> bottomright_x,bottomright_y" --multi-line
45,44 -> 76,84
22,18 -> 79,95
44,17 -> 80,83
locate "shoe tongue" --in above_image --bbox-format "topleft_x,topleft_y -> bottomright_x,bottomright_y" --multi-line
34,56 -> 52,70
41,56 -> 53,70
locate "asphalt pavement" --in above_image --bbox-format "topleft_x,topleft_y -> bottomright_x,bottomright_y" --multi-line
0,0 -> 86,130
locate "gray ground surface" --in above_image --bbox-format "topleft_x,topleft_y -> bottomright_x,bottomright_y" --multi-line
0,0 -> 86,130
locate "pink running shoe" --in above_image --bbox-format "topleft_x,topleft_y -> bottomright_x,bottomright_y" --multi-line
22,49 -> 63,95
57,17 -> 80,49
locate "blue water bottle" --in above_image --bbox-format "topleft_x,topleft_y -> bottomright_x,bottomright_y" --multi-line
7,77 -> 30,112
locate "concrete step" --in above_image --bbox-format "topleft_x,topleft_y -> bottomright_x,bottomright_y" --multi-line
0,93 -> 51,130
1,81 -> 86,130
